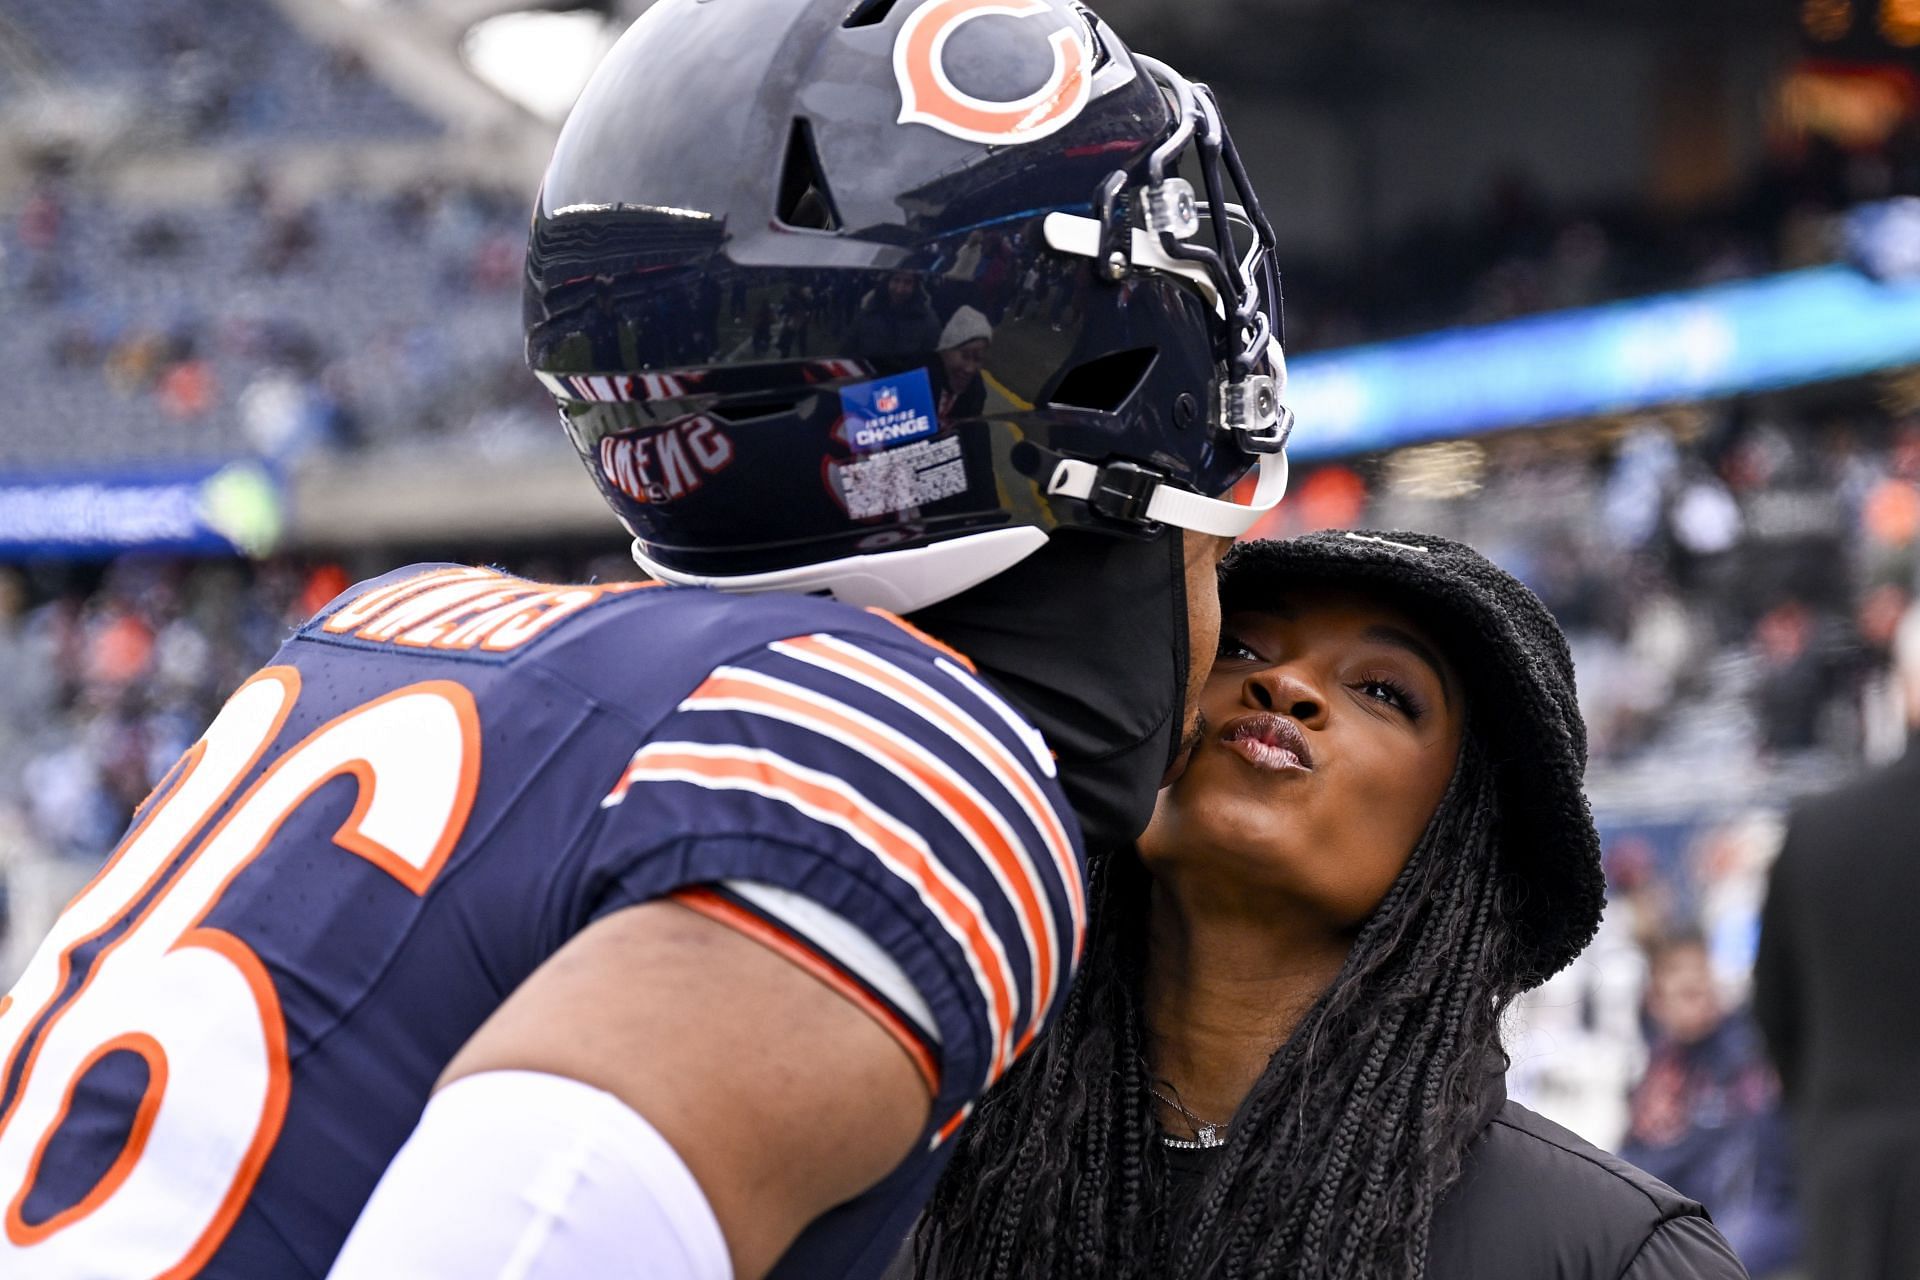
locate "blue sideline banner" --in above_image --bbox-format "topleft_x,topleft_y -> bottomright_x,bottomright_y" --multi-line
0,462 -> 284,559
1286,266 -> 1920,460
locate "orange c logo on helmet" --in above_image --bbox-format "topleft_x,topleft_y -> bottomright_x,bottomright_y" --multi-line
893,0 -> 1093,145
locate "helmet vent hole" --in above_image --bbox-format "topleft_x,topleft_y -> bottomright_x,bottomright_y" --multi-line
842,0 -> 901,27
712,394 -> 806,422
1075,9 -> 1113,72
776,119 -> 842,232
1045,346 -> 1159,413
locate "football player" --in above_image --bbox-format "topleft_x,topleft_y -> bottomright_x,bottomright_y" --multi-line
0,1 -> 1293,1276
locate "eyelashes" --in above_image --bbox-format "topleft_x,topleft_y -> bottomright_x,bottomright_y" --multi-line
1354,672 -> 1426,722
1216,633 -> 1261,663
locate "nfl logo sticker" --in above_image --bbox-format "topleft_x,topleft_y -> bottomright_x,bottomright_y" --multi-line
841,368 -> 939,452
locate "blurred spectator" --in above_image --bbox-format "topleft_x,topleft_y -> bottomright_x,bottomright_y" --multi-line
1753,600 -> 1829,753
851,271 -> 941,357
935,230 -> 984,315
17,187 -> 64,253
1619,930 -> 1800,1277
256,199 -> 320,275
931,306 -> 991,420
972,232 -> 1016,322
1754,603 -> 1920,1280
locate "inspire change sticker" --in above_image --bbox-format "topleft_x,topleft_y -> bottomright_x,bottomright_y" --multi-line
842,368 -> 939,452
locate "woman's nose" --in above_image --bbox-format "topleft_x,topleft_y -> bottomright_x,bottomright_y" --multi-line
1244,667 -> 1327,727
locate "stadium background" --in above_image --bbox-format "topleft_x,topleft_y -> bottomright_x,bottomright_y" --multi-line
1,0 -> 1916,1254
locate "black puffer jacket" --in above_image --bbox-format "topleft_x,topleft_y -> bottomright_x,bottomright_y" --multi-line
1156,1073 -> 1747,1280
1416,1077 -> 1748,1278
886,1073 -> 1749,1279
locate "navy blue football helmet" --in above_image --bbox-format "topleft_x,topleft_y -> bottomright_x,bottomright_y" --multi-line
524,0 -> 1292,611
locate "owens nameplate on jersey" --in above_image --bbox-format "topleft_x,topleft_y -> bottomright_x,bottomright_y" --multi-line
321,567 -> 654,655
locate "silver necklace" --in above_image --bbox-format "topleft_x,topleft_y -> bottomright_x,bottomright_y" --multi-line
1149,1084 -> 1227,1149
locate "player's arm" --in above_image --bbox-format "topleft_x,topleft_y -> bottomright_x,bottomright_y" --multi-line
326,898 -> 927,1280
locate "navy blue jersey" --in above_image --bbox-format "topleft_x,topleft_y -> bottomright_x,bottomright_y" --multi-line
0,565 -> 1084,1279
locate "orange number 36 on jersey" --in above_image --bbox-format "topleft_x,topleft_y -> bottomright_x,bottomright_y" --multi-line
0,668 -> 479,1278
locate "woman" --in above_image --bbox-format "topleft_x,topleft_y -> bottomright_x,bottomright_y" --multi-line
905,531 -> 1748,1280
932,306 -> 992,421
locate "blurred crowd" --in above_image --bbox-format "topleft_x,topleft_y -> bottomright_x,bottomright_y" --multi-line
0,0 -> 545,470
0,549 -> 638,956
0,172 -> 544,467
1286,126 -> 1920,351
0,0 -> 436,142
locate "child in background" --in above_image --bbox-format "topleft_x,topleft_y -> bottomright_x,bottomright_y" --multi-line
1621,930 -> 1802,1278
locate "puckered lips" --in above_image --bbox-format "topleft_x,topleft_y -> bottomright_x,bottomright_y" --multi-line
1219,712 -> 1313,773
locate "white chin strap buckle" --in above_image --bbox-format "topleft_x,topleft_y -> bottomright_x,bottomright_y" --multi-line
1046,449 -> 1288,540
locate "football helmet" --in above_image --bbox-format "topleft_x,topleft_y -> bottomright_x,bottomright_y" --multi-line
525,0 -> 1292,612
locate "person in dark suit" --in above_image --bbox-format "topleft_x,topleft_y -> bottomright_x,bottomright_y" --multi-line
1754,603 -> 1920,1280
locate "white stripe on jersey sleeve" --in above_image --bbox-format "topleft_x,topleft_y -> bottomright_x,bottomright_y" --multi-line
719,880 -> 939,1043
934,657 -> 1056,779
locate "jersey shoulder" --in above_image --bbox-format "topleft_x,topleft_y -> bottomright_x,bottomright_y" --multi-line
295,564 -> 949,675
294,562 -> 663,661
291,565 -> 1050,768
607,587 -> 1059,793
530,581 -> 985,680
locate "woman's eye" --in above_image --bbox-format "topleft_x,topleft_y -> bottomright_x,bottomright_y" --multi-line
1357,679 -> 1419,718
1216,636 -> 1260,662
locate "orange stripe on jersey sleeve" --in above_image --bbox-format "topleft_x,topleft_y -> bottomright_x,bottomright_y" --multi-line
612,744 -> 1016,1080
686,675 -> 1055,1049
670,887 -> 940,1096
777,635 -> 1084,949
932,1103 -> 973,1149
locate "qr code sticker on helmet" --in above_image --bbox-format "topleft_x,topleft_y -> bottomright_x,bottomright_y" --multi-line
838,436 -> 966,520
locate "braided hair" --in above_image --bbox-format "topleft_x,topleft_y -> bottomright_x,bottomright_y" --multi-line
915,732 -> 1528,1280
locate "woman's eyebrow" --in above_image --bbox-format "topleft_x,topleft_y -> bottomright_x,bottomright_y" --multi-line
1363,625 -> 1455,708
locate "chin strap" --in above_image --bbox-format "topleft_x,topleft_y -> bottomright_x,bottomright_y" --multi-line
1038,48 -> 1297,540
1046,447 -> 1288,539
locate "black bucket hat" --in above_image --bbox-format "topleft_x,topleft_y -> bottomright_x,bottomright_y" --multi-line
1217,529 -> 1605,986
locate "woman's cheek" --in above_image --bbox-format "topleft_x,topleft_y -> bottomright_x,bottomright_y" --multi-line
1320,764 -> 1424,916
